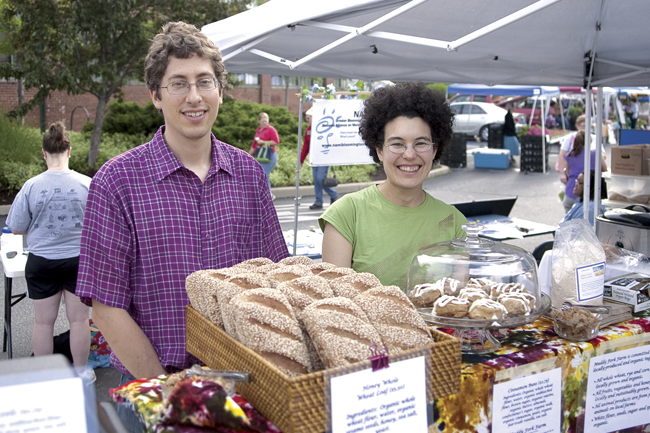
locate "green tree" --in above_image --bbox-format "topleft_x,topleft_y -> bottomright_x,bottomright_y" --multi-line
0,0 -> 249,169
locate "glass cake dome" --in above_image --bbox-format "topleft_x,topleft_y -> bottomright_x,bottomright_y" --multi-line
406,224 -> 550,353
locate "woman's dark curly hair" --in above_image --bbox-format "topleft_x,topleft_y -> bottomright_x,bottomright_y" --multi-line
359,82 -> 454,164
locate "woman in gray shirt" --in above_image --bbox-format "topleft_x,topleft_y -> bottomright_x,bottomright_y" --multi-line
7,122 -> 93,383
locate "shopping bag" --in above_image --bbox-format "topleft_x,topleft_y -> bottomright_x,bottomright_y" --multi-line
323,167 -> 339,187
255,142 -> 273,164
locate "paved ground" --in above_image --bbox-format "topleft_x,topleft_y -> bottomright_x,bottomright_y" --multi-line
0,138 -> 598,406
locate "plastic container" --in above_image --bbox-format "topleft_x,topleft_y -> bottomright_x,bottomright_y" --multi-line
605,173 -> 650,204
406,224 -> 549,353
552,306 -> 602,342
1,226 -> 23,252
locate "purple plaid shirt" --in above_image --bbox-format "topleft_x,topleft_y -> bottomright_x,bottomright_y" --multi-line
77,127 -> 289,375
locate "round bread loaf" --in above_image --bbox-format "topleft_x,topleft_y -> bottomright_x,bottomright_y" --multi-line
267,265 -> 313,286
186,270 -> 223,327
218,272 -> 273,339
409,283 -> 445,307
308,262 -> 337,275
468,298 -> 508,320
279,256 -> 315,266
317,266 -> 356,280
236,257 -> 274,268
276,276 -> 333,372
302,297 -> 383,369
432,295 -> 470,318
230,288 -> 312,377
353,286 -> 433,353
329,272 -> 381,298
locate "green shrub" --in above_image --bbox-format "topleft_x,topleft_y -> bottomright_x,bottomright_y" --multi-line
0,116 -> 44,193
269,145 -> 377,187
69,131 -> 149,174
213,98 -> 299,151
83,101 -> 164,136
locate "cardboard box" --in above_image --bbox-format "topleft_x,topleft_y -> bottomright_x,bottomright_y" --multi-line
611,144 -> 650,176
603,272 -> 650,313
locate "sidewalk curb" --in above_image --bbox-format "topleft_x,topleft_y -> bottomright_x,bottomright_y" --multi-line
0,166 -> 452,215
270,165 -> 451,199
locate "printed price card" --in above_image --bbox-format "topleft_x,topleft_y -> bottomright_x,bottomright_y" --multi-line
585,344 -> 650,432
492,367 -> 562,433
329,356 -> 427,433
0,377 -> 87,432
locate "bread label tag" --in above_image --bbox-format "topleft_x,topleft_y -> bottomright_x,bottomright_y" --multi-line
368,344 -> 389,371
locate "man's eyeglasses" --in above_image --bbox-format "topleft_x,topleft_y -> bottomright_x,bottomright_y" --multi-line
384,142 -> 436,154
161,78 -> 219,95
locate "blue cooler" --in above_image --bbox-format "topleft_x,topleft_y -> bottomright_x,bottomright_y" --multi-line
473,148 -> 510,169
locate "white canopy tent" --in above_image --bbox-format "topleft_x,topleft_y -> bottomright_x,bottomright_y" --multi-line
203,0 -> 650,233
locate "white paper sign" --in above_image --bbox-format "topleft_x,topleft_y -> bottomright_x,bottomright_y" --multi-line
585,345 -> 650,432
0,378 -> 87,432
492,367 -> 562,433
310,99 -> 375,166
330,356 -> 427,433
575,261 -> 606,302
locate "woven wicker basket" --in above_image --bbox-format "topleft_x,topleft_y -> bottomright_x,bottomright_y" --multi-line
186,305 -> 461,433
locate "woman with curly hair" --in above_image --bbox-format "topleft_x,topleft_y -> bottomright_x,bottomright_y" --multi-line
319,82 -> 467,289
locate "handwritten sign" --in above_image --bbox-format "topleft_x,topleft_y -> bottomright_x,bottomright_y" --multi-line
0,378 -> 87,432
310,99 -> 375,166
492,367 -> 562,433
329,356 -> 427,433
585,345 -> 650,432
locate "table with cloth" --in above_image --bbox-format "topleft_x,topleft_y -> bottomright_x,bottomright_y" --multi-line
430,310 -> 650,433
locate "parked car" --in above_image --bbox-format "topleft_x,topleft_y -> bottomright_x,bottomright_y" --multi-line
450,101 -> 525,141
496,96 -> 552,125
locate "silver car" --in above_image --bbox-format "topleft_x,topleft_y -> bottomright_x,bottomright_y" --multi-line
451,101 -> 525,142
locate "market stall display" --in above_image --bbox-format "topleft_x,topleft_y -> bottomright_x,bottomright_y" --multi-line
406,225 -> 550,353
183,256 -> 462,433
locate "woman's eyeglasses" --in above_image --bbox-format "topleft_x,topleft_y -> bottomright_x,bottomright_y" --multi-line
384,142 -> 436,154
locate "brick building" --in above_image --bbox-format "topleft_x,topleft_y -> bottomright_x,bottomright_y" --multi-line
0,74 -> 342,132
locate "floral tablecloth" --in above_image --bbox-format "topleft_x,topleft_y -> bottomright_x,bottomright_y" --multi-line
431,310 -> 650,433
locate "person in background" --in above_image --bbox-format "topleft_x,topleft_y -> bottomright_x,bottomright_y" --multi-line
558,129 -> 608,213
503,104 -> 520,162
629,96 -> 639,129
320,82 -> 467,289
75,22 -> 288,432
300,108 -> 338,210
249,111 -> 279,196
561,169 -> 607,225
6,122 -> 94,384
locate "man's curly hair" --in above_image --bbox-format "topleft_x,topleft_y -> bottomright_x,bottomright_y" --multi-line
359,82 -> 454,164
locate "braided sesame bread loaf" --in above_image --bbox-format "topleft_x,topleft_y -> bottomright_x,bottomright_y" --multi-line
266,265 -> 313,286
230,288 -> 312,377
279,256 -> 315,266
302,297 -> 383,369
353,286 -> 433,353
317,266 -> 356,280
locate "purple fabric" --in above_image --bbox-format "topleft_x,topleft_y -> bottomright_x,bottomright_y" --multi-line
76,126 -> 289,375
565,149 -> 597,200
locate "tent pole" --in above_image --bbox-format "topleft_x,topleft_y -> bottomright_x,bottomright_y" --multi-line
293,97 -> 304,256
583,90 -> 593,223
594,87 -> 604,224
541,98 -> 546,174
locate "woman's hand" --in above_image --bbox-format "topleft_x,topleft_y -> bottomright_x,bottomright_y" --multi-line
255,137 -> 262,144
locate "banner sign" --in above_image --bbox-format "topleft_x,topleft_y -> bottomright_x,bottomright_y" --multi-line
309,99 -> 375,166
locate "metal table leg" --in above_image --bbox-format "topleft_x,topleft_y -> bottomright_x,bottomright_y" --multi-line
3,275 -> 26,359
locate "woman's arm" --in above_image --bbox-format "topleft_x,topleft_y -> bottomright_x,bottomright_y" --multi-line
558,150 -> 569,183
322,223 -> 353,268
600,153 -> 608,172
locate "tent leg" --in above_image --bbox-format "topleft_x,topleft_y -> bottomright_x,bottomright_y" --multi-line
293,98 -> 303,256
